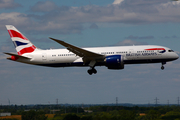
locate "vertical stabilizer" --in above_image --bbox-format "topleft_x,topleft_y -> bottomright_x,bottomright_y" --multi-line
5,25 -> 37,55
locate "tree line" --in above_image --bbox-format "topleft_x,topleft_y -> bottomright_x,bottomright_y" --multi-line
1,105 -> 180,120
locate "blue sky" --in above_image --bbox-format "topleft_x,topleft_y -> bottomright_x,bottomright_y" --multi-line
0,0 -> 180,105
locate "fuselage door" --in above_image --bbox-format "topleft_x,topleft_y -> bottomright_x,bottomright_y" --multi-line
42,53 -> 47,61
129,49 -> 135,60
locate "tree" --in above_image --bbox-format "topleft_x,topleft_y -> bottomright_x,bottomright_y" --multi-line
117,110 -> 137,120
144,110 -> 161,120
161,111 -> 180,120
21,110 -> 47,120
63,114 -> 80,120
80,115 -> 93,120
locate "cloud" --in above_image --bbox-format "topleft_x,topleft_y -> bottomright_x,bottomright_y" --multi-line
30,1 -> 59,12
0,0 -> 22,9
162,35 -> 179,39
161,0 -> 180,7
0,12 -> 34,30
126,35 -> 155,40
0,53 -> 6,60
89,23 -> 98,29
0,44 -> 15,63
0,46 -> 13,52
1,0 -> 180,105
115,40 -> 148,46
1,0 -> 180,34
112,0 -> 124,5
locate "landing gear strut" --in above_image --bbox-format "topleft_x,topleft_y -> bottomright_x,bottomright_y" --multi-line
87,68 -> 97,75
161,62 -> 166,70
87,60 -> 97,75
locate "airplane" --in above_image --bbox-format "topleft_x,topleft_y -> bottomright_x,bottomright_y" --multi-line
4,25 -> 179,75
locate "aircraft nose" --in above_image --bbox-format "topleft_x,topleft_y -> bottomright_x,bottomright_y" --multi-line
174,53 -> 179,60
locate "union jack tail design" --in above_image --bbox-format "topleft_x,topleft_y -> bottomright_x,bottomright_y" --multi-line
6,25 -> 37,55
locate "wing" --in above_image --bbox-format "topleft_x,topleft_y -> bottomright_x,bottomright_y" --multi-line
49,37 -> 105,66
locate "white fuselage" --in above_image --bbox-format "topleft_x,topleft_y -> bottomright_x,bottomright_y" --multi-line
16,45 -> 179,67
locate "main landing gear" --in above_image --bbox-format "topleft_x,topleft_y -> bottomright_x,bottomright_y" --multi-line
161,62 -> 166,70
87,68 -> 97,75
87,60 -> 97,75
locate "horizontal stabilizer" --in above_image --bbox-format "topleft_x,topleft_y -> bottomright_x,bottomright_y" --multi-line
4,52 -> 31,59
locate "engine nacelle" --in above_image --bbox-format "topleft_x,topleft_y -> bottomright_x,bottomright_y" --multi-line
105,55 -> 124,69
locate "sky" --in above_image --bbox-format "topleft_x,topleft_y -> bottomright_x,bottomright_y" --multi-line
0,0 -> 180,105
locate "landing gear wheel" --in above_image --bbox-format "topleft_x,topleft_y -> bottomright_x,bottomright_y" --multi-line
87,68 -> 97,75
161,66 -> 164,70
92,69 -> 97,74
87,69 -> 93,75
161,62 -> 166,70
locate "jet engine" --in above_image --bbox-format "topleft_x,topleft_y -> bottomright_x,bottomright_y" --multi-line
105,55 -> 124,69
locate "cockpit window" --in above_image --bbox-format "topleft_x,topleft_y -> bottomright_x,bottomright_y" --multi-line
168,50 -> 174,52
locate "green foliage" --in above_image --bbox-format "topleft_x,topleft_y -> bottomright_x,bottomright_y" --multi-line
118,110 -> 137,120
2,105 -> 180,120
80,115 -> 92,120
145,110 -> 161,120
21,110 -> 47,120
62,113 -> 80,120
161,111 -> 180,120
77,110 -> 137,120
137,110 -> 161,120
66,107 -> 84,113
52,106 -> 180,120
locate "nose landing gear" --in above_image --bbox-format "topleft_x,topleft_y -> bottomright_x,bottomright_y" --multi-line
161,62 -> 166,70
161,66 -> 164,70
